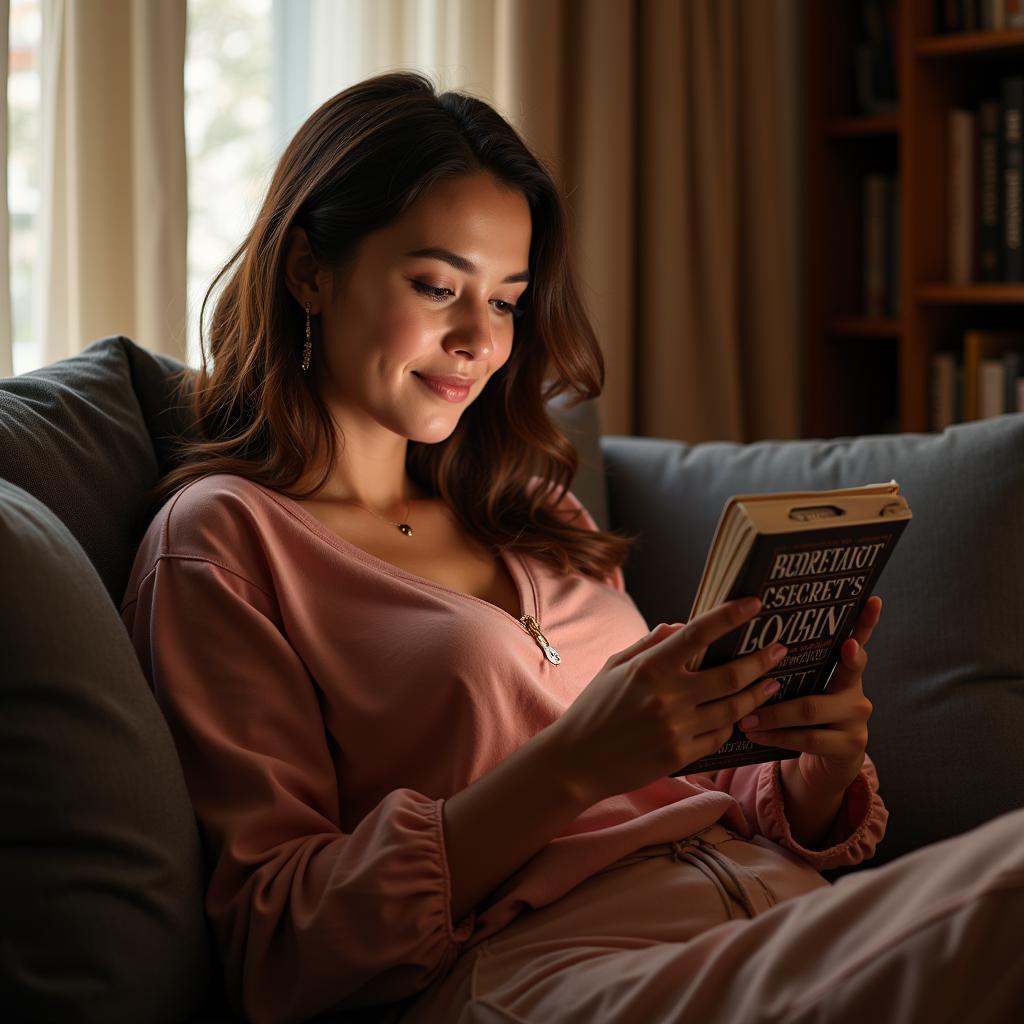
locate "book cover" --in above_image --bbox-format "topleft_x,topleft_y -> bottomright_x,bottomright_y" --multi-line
963,329 -> 1024,419
1003,76 -> 1023,281
979,99 -> 1002,281
675,486 -> 911,776
949,108 -> 976,284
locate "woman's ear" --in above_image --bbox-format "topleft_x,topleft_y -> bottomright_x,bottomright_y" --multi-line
282,226 -> 321,312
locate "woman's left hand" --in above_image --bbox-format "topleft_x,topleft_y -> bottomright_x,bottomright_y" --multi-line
738,596 -> 881,798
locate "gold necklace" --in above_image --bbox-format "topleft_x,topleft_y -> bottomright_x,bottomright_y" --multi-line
351,498 -> 413,537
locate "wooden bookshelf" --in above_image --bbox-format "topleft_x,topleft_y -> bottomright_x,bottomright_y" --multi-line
802,0 -> 1024,437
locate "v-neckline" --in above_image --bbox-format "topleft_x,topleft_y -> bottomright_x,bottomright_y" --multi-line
250,479 -> 537,626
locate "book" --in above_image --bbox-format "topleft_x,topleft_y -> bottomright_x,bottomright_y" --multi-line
1003,349 -> 1022,412
949,108 -> 976,284
979,357 -> 1006,417
979,99 -> 1002,282
675,483 -> 912,776
962,329 -> 1024,419
1003,76 -> 1023,281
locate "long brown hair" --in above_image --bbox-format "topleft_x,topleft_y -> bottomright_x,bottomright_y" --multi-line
153,70 -> 635,581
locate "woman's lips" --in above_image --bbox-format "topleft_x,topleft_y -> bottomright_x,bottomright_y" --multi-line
414,373 -> 473,403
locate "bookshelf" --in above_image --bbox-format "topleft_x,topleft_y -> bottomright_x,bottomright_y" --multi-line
802,0 -> 1024,437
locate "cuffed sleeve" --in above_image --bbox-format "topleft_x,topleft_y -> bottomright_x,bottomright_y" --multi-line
701,756 -> 889,871
122,555 -> 473,1024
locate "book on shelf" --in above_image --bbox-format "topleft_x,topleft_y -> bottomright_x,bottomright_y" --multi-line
856,0 -> 898,115
1004,76 -> 1023,282
963,329 -> 1024,418
937,1 -> 1024,31
675,483 -> 912,776
949,108 -> 976,285
979,99 -> 1002,281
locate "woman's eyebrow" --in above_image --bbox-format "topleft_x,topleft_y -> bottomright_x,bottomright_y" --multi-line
404,246 -> 529,283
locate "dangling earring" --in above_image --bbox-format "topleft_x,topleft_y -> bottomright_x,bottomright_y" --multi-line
301,302 -> 312,372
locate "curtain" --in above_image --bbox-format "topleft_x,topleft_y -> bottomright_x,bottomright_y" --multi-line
0,0 -> 12,378
307,0 -> 802,442
38,0 -> 187,364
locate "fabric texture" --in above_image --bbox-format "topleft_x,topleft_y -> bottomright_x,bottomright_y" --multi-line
0,334 -> 192,601
0,478 -> 212,1023
120,472 -> 886,1024
401,809 -> 1024,1023
602,415 -> 1024,870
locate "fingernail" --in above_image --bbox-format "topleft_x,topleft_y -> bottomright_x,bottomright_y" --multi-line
739,714 -> 758,730
769,644 -> 788,661
740,597 -> 761,615
763,679 -> 781,696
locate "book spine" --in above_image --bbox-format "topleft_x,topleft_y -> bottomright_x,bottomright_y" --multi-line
979,357 -> 1006,416
979,99 -> 1002,281
949,108 -> 976,283
1003,76 -> 1023,282
983,0 -> 1006,29
1002,350 -> 1021,413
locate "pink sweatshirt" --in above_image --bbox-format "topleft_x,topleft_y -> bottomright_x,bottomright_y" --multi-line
120,473 -> 888,1024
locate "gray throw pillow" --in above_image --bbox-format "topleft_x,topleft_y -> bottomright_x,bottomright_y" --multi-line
0,479 -> 213,1023
0,335 -> 192,604
601,415 -> 1024,869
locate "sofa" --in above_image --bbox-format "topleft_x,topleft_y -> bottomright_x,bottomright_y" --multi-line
1,335 -> 1022,1024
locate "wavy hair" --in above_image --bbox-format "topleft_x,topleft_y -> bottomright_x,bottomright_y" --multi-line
153,70 -> 636,581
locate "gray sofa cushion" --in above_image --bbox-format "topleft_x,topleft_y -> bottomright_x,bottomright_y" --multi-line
0,335 -> 191,604
0,478 -> 213,1022
601,416 -> 1024,869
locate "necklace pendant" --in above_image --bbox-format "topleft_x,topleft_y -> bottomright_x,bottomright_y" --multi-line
397,523 -> 413,537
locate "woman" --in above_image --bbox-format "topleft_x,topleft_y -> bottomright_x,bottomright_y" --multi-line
121,72 -> 1023,1024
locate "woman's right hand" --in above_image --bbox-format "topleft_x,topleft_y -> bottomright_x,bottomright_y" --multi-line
546,597 -> 787,805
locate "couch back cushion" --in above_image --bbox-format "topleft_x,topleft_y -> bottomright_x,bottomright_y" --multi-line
0,478 -> 214,1022
601,416 -> 1024,868
0,335 -> 191,604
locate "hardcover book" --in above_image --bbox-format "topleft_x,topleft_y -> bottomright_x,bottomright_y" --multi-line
675,483 -> 912,776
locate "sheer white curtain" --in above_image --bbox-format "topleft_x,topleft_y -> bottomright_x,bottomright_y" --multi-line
0,0 -> 13,378
38,0 -> 187,364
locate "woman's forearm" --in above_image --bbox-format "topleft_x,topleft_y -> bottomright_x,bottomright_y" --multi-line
442,726 -> 593,924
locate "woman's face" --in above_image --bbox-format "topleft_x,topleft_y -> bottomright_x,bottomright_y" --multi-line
313,172 -> 533,446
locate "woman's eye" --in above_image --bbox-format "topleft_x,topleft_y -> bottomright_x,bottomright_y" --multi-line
411,281 -> 524,319
493,300 -> 525,319
411,281 -> 453,301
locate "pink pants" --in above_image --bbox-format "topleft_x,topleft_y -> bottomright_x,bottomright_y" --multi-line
401,807 -> 1024,1023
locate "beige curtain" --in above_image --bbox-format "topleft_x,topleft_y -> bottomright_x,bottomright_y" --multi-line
39,0 -> 188,364
310,0 -> 801,442
0,0 -> 12,378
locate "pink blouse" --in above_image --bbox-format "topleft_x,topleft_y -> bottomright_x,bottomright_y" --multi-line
120,473 -> 887,1024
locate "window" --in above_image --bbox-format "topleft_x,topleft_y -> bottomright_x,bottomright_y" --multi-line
8,0 -> 41,376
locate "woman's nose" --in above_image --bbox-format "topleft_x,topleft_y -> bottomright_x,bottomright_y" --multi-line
446,301 -> 493,359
